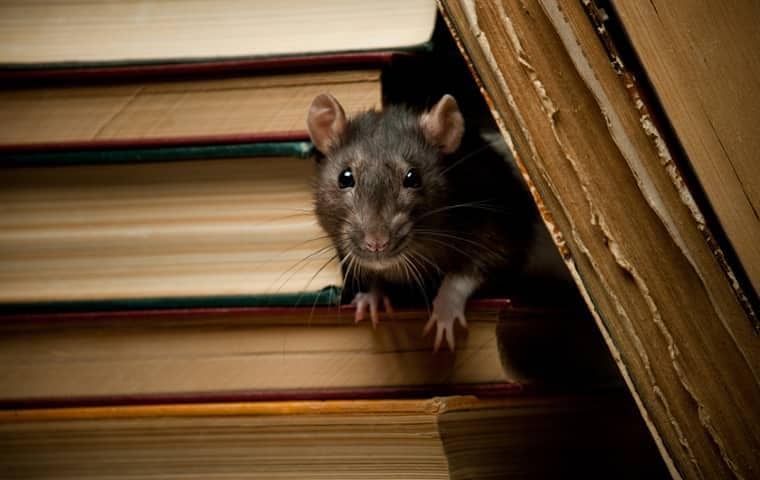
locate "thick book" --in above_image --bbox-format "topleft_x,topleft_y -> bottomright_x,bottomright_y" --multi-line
0,143 -> 343,308
0,0 -> 437,66
438,2 -> 759,479
0,65 -> 381,149
0,300 -> 618,408
0,396 -> 668,478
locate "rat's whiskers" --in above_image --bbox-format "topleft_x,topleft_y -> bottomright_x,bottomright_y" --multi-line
407,247 -> 442,275
401,252 -> 431,312
413,233 -> 472,258
439,135 -> 504,176
414,229 -> 503,258
414,200 -> 512,225
269,244 -> 335,294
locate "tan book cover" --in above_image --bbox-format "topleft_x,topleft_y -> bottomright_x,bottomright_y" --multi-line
0,396 -> 667,479
0,151 -> 344,304
0,299 -> 620,406
0,69 -> 381,146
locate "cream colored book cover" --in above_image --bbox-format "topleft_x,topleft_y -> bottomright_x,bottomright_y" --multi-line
0,0 -> 437,65
0,151 -> 342,304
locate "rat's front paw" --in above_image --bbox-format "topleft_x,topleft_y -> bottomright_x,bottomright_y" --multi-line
352,290 -> 393,328
422,274 -> 480,351
423,294 -> 467,352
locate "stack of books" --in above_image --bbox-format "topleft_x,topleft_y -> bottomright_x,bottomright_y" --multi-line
0,1 -> 667,477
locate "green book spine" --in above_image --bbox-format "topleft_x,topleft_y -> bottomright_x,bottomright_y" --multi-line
0,287 -> 342,315
2,141 -> 315,166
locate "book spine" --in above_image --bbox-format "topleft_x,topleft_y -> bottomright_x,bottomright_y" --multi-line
0,140 -> 315,166
0,384 -> 530,411
0,297 -> 510,319
0,50 -> 416,83
0,287 -> 348,316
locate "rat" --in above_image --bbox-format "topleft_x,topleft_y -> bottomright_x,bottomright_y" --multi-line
306,93 -> 536,351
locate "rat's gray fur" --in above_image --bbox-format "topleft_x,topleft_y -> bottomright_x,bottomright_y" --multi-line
311,100 -> 536,304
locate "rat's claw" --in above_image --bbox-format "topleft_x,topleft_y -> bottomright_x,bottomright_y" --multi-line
435,316 -> 448,352
352,291 -> 392,328
424,286 -> 470,351
423,315 -> 436,336
369,298 -> 379,328
424,310 -> 463,352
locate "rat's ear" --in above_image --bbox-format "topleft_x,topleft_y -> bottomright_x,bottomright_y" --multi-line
420,94 -> 464,154
307,94 -> 347,154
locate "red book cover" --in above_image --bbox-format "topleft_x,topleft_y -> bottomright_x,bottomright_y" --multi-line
0,51 -> 407,83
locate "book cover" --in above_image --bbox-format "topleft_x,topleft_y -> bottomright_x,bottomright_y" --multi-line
0,300 -> 620,408
0,68 -> 381,148
0,395 -> 668,478
0,1 -> 437,66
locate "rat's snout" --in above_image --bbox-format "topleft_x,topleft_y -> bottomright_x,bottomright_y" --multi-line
363,229 -> 390,253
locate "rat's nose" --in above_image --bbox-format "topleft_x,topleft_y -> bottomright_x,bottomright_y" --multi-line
364,231 -> 390,252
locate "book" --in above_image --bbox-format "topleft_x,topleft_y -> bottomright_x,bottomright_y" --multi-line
0,0 -> 437,67
0,396 -> 668,479
0,66 -> 381,148
437,1 -> 759,479
611,0 -> 760,293
0,300 -> 618,408
0,144 -> 343,307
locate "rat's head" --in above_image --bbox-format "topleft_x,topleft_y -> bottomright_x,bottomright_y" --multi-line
307,94 -> 464,274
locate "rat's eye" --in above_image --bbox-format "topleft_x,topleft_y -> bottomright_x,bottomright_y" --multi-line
403,168 -> 422,189
338,168 -> 355,189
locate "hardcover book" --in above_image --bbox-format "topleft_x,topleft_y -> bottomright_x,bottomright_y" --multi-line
0,300 -> 618,407
0,396 -> 668,479
0,0 -> 437,66
0,143 -> 342,307
0,67 -> 381,148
